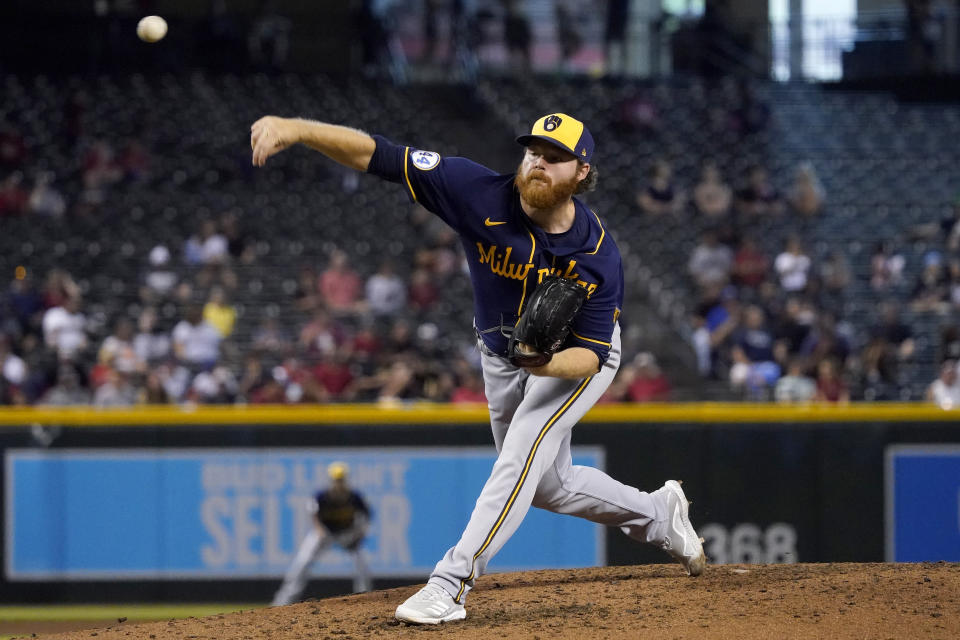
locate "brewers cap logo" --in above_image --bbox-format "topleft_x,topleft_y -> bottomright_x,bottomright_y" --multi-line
543,115 -> 563,132
411,150 -> 441,171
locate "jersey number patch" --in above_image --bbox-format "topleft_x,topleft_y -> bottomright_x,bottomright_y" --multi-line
411,150 -> 441,171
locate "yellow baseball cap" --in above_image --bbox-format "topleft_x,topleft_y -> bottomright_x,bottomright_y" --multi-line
516,113 -> 595,162
327,461 -> 349,481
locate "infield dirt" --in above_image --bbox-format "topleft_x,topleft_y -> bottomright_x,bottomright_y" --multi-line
23,563 -> 960,640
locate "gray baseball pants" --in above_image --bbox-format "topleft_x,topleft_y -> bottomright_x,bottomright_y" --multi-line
271,527 -> 371,606
429,324 -> 668,603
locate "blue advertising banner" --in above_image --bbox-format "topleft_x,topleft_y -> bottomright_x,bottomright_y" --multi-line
5,447 -> 604,580
885,444 -> 960,562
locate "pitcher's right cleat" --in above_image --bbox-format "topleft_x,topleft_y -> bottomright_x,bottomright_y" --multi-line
395,583 -> 467,625
659,480 -> 707,576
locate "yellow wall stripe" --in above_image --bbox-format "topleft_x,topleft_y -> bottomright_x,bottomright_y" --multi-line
570,330 -> 612,347
402,146 -> 417,202
455,376 -> 592,602
0,403 -> 956,427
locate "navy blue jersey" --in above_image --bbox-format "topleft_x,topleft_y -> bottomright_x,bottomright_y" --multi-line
367,136 -> 624,365
313,489 -> 370,534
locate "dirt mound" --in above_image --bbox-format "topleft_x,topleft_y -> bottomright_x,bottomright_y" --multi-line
31,563 -> 960,640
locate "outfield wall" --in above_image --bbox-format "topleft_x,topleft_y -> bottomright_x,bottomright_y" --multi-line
0,404 -> 958,602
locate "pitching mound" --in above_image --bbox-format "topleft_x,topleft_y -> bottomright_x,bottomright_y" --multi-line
32,563 -> 960,640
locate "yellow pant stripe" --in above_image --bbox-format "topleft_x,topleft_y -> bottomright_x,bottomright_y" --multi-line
455,376 -> 593,602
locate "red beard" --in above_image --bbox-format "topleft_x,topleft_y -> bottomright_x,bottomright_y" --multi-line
514,163 -> 579,209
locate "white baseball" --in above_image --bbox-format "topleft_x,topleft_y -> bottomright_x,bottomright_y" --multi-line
137,15 -> 168,43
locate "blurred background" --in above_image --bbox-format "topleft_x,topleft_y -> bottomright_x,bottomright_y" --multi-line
1,0 -> 960,618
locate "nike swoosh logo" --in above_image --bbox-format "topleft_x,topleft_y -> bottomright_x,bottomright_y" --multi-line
484,218 -> 507,226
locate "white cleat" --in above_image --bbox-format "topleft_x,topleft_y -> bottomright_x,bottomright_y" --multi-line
395,584 -> 467,625
659,480 -> 707,577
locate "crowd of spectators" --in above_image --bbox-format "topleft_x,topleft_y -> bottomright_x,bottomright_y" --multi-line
657,147 -> 960,404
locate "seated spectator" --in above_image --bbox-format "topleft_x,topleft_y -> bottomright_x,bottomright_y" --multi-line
118,138 -> 151,183
927,359 -> 960,409
627,352 -> 671,402
319,249 -> 364,315
312,348 -> 355,401
184,220 -> 229,267
862,301 -> 915,384
688,229 -> 733,290
692,160 -> 732,218
940,324 -> 960,363
0,333 -> 27,405
139,370 -> 171,404
773,297 -> 816,364
220,209 -> 256,265
42,294 -> 88,361
203,286 -> 237,338
0,119 -> 27,169
735,165 -> 783,216
141,245 -> 178,302
774,358 -> 817,404
869,241 -> 905,292
0,171 -> 28,217
366,260 -> 407,317
133,307 -> 171,366
27,171 -> 66,218
637,159 -> 684,216
910,251 -> 949,314
38,363 -> 91,406
81,140 -> 122,204
774,235 -> 811,293
252,316 -> 292,355
798,311 -> 851,369
172,305 -> 221,370
947,259 -> 960,309
41,268 -> 80,309
189,365 -> 237,404
6,272 -> 43,336
691,285 -> 740,378
732,235 -> 769,290
729,304 -> 781,397
814,358 -> 849,404
298,308 -> 345,358
818,250 -> 852,310
408,267 -> 439,312
98,317 -> 144,374
93,368 -> 138,407
293,266 -> 320,312
450,368 -> 487,403
787,161 -> 825,217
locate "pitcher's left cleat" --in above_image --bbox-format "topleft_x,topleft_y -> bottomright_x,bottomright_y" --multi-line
395,583 -> 467,625
659,479 -> 707,576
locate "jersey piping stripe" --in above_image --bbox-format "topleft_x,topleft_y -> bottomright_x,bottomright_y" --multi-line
403,147 -> 417,202
454,375 -> 593,603
515,230 -> 537,316
585,211 -> 605,255
570,330 -> 612,347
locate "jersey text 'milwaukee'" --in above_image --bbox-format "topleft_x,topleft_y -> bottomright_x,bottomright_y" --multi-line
367,136 -> 624,365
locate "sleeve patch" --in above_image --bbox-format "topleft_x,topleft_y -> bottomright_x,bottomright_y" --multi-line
411,150 -> 441,171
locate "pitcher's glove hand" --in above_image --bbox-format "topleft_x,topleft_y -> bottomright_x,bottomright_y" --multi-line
508,276 -> 589,368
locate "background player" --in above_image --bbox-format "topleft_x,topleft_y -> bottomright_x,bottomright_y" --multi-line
271,461 -> 371,606
251,112 -> 706,624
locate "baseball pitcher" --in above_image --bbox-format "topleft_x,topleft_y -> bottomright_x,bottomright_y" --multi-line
251,112 -> 706,624
271,462 -> 371,606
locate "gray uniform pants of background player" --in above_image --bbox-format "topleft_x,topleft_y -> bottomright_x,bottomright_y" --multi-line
272,528 -> 371,606
429,324 -> 669,603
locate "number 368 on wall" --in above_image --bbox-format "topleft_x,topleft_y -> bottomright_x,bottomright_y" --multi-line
699,523 -> 798,564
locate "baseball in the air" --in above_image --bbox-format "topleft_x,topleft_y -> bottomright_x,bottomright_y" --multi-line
136,15 -> 168,43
